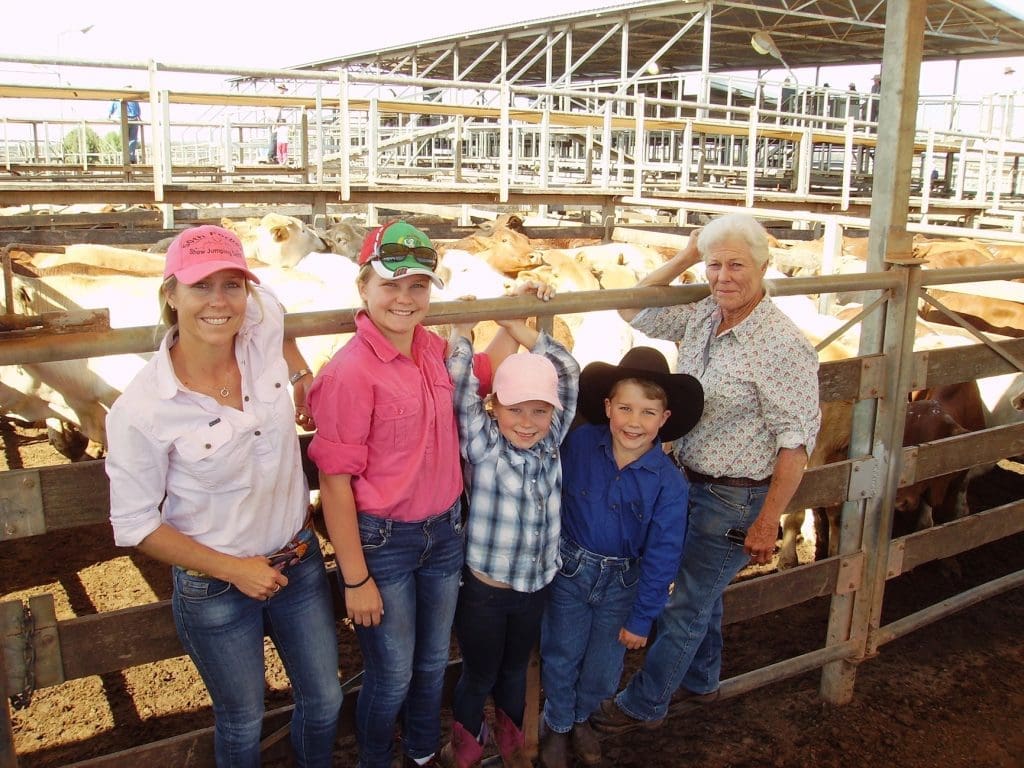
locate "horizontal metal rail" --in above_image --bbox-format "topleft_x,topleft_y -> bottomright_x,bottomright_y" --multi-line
873,568 -> 1024,646
0,273 -> 904,367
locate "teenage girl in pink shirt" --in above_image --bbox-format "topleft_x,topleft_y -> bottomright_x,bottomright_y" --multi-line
307,221 -> 515,768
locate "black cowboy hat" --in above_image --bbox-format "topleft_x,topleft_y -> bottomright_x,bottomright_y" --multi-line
578,347 -> 704,442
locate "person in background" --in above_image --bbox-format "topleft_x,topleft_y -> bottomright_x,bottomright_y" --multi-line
866,72 -> 882,125
539,348 -> 703,768
108,94 -> 141,163
105,225 -> 341,767
439,284 -> 580,768
276,118 -> 290,166
307,221 -> 519,768
846,82 -> 860,121
590,212 -> 820,737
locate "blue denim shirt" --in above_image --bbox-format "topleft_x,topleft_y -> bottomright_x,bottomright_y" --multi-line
560,422 -> 689,636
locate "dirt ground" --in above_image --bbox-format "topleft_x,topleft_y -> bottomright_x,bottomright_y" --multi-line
2,419 -> 1022,768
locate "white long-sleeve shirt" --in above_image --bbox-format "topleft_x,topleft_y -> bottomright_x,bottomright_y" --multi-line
106,287 -> 307,557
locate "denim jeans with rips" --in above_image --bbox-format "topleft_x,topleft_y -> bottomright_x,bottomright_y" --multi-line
350,499 -> 465,768
615,481 -> 767,721
172,535 -> 342,768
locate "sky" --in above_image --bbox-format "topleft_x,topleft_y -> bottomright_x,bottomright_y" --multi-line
1,0 -> 1021,124
3,0 -> 1022,91
5,0 -> 612,69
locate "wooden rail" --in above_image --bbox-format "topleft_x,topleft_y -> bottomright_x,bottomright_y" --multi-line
2,284 -> 1023,765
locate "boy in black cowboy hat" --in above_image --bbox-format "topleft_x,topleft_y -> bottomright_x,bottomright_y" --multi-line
538,347 -> 703,768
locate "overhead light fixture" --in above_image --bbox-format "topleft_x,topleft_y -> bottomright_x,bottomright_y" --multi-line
751,31 -> 781,59
751,30 -> 797,84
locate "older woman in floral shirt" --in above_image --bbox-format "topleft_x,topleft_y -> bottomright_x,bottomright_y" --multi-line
591,211 -> 821,733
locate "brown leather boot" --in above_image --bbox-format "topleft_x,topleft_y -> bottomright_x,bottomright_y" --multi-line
493,709 -> 532,767
571,720 -> 602,766
538,722 -> 569,768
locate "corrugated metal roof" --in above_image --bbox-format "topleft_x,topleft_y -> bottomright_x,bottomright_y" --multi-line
293,0 -> 1024,83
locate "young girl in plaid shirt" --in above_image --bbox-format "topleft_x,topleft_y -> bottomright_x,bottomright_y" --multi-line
441,282 -> 580,768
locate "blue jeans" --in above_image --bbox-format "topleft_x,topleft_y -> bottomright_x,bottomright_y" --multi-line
172,535 -> 342,768
351,500 -> 465,768
451,568 -> 547,734
616,481 -> 767,721
127,124 -> 140,163
540,537 -> 640,734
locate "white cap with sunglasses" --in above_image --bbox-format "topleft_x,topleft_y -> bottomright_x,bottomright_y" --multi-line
358,221 -> 445,289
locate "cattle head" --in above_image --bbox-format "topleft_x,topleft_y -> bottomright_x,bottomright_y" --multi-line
255,213 -> 331,269
474,226 -> 535,276
528,250 -> 601,292
324,219 -> 367,260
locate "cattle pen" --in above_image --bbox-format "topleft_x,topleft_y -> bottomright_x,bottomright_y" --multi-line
3,1 -> 1024,762
1,242 -> 1023,765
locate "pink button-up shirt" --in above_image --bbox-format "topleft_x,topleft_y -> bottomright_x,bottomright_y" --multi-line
308,311 -> 490,522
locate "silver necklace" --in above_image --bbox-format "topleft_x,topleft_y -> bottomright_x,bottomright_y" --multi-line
184,371 -> 233,399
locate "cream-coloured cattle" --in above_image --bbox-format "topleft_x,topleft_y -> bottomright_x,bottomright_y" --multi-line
594,263 -> 639,290
442,223 -> 536,276
26,245 -> 166,275
561,242 -> 665,279
222,213 -> 331,268
323,218 -> 367,260
1,250 -> 361,457
2,270 -> 160,455
437,249 -> 514,300
922,290 -> 1024,338
253,252 -> 362,375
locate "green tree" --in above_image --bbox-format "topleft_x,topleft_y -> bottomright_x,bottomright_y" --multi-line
102,131 -> 123,159
61,126 -> 103,163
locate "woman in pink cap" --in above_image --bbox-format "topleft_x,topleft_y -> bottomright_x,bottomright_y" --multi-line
105,224 -> 342,767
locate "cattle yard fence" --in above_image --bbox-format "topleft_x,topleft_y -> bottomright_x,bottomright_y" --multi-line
1,56 -> 1023,223
1,256 -> 1023,765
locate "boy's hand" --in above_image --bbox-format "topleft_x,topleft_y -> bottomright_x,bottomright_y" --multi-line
619,627 -> 648,650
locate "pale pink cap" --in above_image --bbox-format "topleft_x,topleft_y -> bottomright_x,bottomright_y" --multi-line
164,225 -> 260,285
493,352 -> 562,408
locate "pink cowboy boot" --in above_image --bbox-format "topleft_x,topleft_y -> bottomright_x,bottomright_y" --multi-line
493,709 -> 533,768
437,720 -> 485,768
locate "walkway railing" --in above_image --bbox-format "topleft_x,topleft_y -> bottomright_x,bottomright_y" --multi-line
1,56 -> 1022,220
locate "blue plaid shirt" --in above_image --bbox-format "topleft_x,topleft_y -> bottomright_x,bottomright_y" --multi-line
447,332 -> 580,593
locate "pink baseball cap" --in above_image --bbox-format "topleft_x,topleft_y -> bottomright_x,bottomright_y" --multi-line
163,225 -> 260,285
493,352 -> 562,408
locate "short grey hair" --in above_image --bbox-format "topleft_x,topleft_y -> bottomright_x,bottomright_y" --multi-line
696,212 -> 771,268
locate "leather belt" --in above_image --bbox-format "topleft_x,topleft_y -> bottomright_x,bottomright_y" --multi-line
183,512 -> 315,577
685,468 -> 771,488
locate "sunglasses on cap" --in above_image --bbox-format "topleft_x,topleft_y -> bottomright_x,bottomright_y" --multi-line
374,242 -> 438,271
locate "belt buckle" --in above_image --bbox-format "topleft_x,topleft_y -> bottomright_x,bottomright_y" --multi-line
268,540 -> 308,570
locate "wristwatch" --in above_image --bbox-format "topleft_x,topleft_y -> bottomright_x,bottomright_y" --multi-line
289,368 -> 311,385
